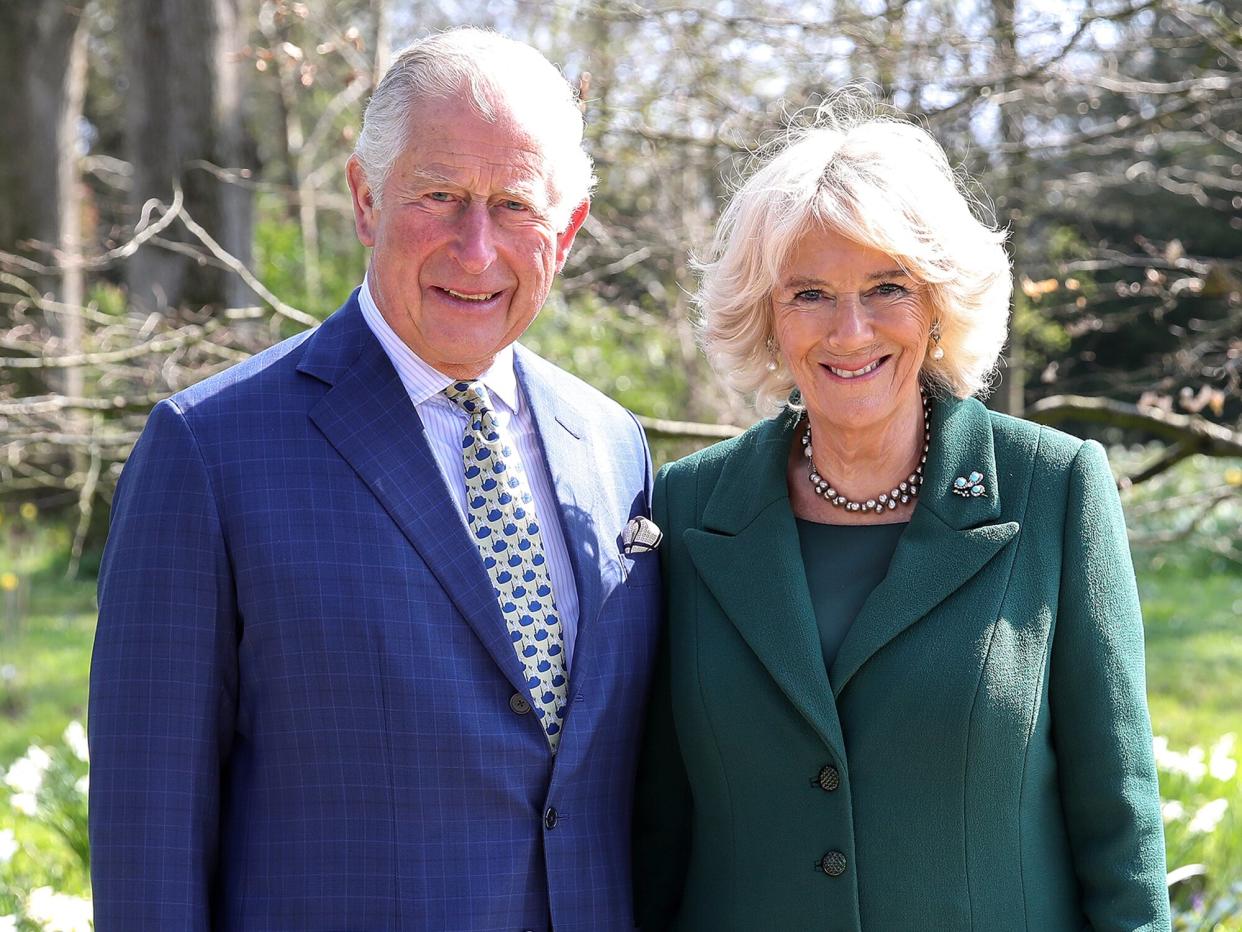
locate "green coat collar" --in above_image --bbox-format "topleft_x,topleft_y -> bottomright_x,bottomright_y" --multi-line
683,395 -> 1020,760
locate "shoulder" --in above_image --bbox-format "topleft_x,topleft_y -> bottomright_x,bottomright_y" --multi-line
168,327 -> 316,417
979,404 -> 1117,509
984,405 -> 1099,475
656,413 -> 793,509
663,412 -> 792,477
658,430 -> 744,493
514,343 -> 643,439
169,292 -> 368,419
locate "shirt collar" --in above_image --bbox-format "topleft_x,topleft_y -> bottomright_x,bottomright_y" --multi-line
359,275 -> 520,414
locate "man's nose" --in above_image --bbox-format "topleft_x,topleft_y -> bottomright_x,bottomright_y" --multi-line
450,201 -> 498,275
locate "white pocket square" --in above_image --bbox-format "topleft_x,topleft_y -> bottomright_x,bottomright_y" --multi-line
621,515 -> 663,555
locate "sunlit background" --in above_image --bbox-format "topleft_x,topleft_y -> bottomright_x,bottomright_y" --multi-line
1,0 -> 1239,927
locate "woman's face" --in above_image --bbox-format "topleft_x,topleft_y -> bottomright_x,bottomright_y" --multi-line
771,225 -> 932,438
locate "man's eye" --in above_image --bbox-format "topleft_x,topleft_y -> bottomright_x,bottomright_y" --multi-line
501,200 -> 528,212
427,192 -> 454,202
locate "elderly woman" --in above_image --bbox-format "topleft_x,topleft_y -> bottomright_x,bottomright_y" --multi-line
633,101 -> 1170,931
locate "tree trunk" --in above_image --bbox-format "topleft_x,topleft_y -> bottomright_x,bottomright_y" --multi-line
0,2 -> 85,286
373,0 -> 391,84
61,13 -> 90,403
121,0 -> 255,311
992,0 -> 1028,416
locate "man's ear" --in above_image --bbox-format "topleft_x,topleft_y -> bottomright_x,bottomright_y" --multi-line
346,155 -> 378,247
554,199 -> 590,273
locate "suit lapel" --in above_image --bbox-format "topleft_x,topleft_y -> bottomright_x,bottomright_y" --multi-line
683,414 -> 848,760
829,396 -> 1019,694
513,348 -> 611,705
299,299 -> 532,699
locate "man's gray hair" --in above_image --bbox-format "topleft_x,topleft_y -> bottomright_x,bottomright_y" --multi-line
354,27 -> 595,231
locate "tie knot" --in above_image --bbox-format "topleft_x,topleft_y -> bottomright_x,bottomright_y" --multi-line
443,380 -> 491,415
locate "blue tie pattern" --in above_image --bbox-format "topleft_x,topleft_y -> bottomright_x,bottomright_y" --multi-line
443,381 -> 568,752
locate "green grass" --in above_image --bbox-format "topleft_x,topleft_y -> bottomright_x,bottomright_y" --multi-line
0,596 -> 95,766
1142,560 -> 1242,751
0,522 -> 97,765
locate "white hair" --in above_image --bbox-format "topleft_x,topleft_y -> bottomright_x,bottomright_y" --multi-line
353,27 -> 595,231
697,93 -> 1012,411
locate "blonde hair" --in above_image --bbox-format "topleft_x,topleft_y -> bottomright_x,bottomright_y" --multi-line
354,27 -> 595,231
696,93 -> 1012,411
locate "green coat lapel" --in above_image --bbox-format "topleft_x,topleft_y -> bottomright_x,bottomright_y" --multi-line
683,411 -> 848,761
681,396 -> 1021,755
829,396 -> 1019,694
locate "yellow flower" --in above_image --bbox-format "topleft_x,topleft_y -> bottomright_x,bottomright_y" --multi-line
0,573 -> 17,592
1225,467 -> 1242,487
19,502 -> 37,521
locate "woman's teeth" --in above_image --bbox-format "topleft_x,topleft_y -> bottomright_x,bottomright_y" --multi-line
828,358 -> 883,379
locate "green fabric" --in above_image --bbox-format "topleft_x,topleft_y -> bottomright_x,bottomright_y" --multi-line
794,520 -> 906,670
634,395 -> 1170,932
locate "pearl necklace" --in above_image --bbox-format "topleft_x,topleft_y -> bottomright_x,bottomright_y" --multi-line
800,388 -> 931,514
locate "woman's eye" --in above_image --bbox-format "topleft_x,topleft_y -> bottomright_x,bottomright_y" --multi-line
873,282 -> 908,296
794,289 -> 825,302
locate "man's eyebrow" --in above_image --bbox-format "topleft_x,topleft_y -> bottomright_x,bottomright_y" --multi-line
403,168 -> 462,188
400,168 -> 549,208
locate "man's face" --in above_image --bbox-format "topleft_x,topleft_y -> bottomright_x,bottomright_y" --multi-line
347,93 -> 588,379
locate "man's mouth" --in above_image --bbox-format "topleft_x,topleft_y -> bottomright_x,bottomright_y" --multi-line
825,356 -> 887,379
439,287 -> 501,302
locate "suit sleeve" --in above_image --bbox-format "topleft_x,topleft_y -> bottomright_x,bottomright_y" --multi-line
632,464 -> 693,929
1049,440 -> 1170,931
88,400 -> 238,931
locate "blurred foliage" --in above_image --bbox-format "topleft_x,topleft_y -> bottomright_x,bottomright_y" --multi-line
525,290 -> 692,421
1120,446 -> 1242,575
252,194 -> 367,320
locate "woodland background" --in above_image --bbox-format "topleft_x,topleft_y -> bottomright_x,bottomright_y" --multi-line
0,0 -> 1240,928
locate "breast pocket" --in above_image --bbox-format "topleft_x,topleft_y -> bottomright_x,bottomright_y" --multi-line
620,549 -> 661,588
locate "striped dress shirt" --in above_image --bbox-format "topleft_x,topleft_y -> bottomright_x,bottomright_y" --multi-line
358,277 -> 581,667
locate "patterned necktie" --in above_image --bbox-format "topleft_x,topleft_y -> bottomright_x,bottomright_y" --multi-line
443,380 -> 569,752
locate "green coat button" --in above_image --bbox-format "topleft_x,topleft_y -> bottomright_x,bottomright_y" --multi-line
820,851 -> 847,877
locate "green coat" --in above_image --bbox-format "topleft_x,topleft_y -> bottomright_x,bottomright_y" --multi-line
634,396 -> 1169,931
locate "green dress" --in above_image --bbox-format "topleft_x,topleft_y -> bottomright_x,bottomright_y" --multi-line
795,520 -> 906,671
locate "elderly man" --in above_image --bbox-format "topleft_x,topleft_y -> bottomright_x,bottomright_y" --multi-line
88,28 -> 661,931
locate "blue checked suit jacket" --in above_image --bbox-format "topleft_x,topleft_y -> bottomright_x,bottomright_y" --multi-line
88,292 -> 663,931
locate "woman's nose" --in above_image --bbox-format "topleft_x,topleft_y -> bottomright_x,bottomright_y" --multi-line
825,293 -> 873,348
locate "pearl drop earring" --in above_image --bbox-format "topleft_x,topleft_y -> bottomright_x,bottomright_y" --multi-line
930,320 -> 945,361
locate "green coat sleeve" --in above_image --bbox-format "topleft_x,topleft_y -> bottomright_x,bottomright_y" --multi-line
632,465 -> 692,930
1050,440 -> 1171,931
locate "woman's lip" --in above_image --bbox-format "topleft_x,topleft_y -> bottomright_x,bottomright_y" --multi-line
821,356 -> 889,381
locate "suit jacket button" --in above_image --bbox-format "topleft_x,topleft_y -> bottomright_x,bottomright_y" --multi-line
509,693 -> 532,715
820,851 -> 847,877
816,765 -> 840,792
544,807 -> 558,830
